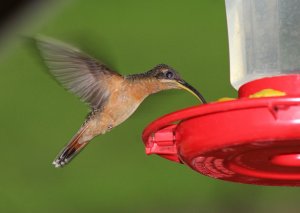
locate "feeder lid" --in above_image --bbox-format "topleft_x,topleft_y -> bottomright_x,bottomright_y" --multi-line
142,96 -> 300,186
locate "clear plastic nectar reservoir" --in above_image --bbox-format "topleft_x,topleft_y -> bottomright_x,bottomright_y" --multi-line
226,0 -> 300,89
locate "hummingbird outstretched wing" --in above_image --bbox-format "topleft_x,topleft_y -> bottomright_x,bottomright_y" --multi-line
36,36 -> 122,109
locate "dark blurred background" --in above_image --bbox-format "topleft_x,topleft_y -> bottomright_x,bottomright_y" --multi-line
0,0 -> 299,213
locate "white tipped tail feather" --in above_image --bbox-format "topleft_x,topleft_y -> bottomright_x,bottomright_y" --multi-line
52,126 -> 90,168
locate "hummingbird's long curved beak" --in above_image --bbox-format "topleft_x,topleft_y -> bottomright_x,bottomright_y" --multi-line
177,80 -> 207,104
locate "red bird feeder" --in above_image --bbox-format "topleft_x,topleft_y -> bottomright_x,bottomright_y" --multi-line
142,0 -> 300,186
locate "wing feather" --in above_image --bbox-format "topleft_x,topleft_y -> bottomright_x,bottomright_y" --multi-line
36,36 -> 122,109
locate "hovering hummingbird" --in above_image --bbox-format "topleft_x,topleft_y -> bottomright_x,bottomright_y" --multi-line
36,37 -> 206,168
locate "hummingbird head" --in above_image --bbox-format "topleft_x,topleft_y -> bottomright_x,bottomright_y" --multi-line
148,64 -> 206,103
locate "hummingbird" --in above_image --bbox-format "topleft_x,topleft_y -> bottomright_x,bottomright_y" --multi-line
36,37 -> 206,168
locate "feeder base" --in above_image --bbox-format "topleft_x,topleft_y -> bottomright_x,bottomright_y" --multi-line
143,97 -> 300,186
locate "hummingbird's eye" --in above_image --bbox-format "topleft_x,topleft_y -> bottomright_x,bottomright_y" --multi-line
165,71 -> 174,79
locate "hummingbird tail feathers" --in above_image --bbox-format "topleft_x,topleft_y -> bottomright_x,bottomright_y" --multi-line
52,127 -> 90,168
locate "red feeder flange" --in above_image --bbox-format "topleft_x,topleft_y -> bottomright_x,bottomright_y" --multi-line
142,75 -> 300,186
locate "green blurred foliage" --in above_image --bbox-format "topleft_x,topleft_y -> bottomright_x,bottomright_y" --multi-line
0,0 -> 299,213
